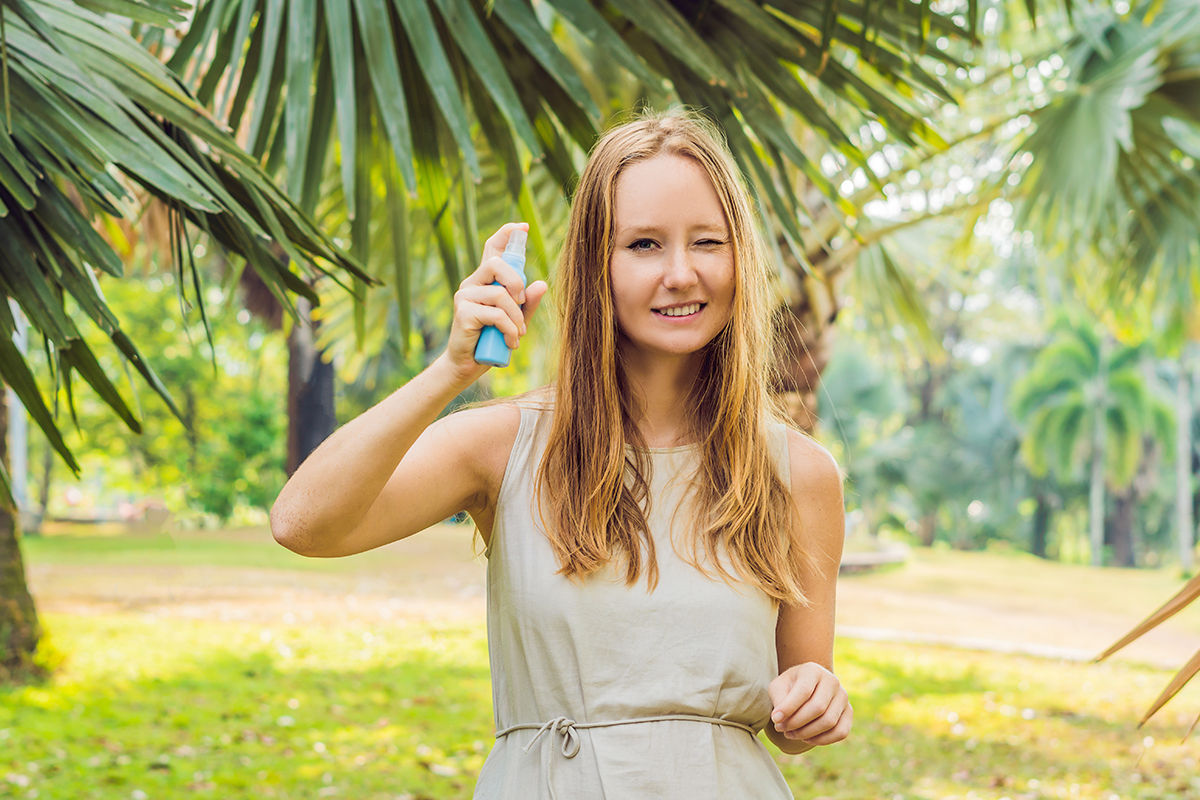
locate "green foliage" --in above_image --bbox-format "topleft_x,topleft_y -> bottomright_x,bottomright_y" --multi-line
0,0 -> 367,507
25,273 -> 287,524
1010,308 -> 1173,490
1014,0 -> 1200,320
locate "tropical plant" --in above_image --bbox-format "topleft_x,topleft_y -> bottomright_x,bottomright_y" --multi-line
1009,309 -> 1174,567
0,0 -> 367,459
156,0 -> 1032,443
23,274 -> 289,524
1008,0 -> 1200,563
0,0 -> 371,675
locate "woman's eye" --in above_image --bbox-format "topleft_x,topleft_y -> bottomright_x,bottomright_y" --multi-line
698,239 -> 727,247
628,239 -> 656,251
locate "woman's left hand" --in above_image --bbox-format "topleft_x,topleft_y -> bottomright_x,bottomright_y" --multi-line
768,662 -> 853,746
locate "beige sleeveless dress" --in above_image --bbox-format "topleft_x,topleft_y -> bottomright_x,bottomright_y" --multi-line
474,406 -> 794,800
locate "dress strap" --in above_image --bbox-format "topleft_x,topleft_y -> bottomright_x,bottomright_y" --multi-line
494,714 -> 756,800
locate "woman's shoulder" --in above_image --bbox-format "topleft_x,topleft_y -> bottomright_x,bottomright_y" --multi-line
440,388 -> 554,474
781,426 -> 843,502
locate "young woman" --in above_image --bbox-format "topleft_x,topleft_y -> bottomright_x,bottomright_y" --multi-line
271,112 -> 851,799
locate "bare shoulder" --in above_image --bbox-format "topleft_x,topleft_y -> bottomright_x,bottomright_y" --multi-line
784,428 -> 845,556
784,428 -> 844,499
433,402 -> 524,488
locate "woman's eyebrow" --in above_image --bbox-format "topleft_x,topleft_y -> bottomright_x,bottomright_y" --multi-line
616,222 -> 728,237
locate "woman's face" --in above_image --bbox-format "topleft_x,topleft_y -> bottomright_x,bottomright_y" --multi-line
608,153 -> 735,364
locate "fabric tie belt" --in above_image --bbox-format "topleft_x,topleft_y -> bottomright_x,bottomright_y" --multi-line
494,714 -> 757,800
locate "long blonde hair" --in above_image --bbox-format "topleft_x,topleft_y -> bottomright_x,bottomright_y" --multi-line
533,111 -> 808,605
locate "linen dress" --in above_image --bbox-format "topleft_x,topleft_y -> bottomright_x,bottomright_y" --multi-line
473,406 -> 795,800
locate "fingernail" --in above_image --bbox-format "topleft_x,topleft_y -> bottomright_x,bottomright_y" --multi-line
771,712 -> 782,723
519,292 -> 526,304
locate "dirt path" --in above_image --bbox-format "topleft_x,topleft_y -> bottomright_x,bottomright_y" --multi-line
26,526 -> 1200,669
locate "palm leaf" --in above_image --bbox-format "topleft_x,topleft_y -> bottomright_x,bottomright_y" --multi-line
162,0 -> 986,320
0,0 -> 366,507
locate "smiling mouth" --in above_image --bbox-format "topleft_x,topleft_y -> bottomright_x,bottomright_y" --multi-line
653,303 -> 705,317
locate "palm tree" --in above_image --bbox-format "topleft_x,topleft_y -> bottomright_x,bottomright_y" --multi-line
1003,0 -> 1200,732
1171,339 -> 1198,571
0,0 -> 368,675
157,0 -> 1013,437
1010,309 -> 1173,566
0,0 -> 1063,673
1010,0 -> 1200,566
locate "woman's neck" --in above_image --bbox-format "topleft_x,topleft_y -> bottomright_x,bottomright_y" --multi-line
620,347 -> 702,448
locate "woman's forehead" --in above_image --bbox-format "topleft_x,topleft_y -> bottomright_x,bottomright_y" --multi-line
612,154 -> 728,231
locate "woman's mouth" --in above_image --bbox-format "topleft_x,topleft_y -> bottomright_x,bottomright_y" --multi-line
653,303 -> 705,318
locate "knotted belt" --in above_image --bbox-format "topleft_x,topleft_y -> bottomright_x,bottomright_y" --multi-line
494,714 -> 757,800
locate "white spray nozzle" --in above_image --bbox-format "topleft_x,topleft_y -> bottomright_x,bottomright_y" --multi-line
504,229 -> 528,259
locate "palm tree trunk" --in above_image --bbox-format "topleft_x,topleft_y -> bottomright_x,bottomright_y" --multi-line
1090,338 -> 1110,567
918,512 -> 937,547
28,443 -> 53,536
1179,348 -> 1195,571
774,265 -> 841,435
0,389 -> 41,677
1089,413 -> 1106,567
286,298 -> 337,476
1032,492 -> 1051,558
1110,487 -> 1137,568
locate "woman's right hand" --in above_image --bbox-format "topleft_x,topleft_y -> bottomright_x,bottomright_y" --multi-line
442,222 -> 549,384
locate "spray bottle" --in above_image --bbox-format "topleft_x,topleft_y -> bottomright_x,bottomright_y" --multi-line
473,229 -> 527,367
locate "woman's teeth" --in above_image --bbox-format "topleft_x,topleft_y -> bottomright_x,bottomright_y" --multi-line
656,303 -> 702,317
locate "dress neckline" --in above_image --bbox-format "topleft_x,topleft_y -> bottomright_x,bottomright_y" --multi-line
624,442 -> 701,454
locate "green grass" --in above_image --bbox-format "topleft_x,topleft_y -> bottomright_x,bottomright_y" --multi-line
3,613 -> 1200,800
10,533 -> 1200,798
19,531 -> 364,572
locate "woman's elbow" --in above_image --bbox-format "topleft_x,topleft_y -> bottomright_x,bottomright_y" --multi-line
270,503 -> 311,555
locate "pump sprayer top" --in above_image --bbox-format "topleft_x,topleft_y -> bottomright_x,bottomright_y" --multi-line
503,229 -> 527,266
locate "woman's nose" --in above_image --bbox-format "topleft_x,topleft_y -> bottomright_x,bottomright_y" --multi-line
662,247 -> 699,289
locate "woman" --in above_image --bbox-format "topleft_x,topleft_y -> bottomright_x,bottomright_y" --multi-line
271,111 -> 851,799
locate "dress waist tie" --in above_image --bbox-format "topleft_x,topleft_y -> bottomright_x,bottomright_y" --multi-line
494,714 -> 757,800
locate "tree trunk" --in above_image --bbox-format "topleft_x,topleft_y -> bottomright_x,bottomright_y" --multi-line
0,389 -> 40,677
183,383 -> 198,476
918,511 -> 937,547
1109,487 -> 1137,568
287,298 -> 337,477
1089,337 -> 1110,567
768,241 -> 844,438
1031,492 -> 1051,558
772,304 -> 840,434
1179,348 -> 1195,571
27,443 -> 53,536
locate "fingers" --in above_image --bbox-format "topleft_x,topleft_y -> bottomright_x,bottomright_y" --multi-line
480,222 -> 529,265
769,665 -> 819,726
454,289 -> 523,350
770,663 -> 852,747
522,280 -> 549,325
455,281 -> 526,346
797,703 -> 853,746
445,224 -> 543,368
787,684 -> 851,743
465,255 -> 527,305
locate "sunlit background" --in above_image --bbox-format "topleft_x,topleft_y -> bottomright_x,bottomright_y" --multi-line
3,0 -> 1200,797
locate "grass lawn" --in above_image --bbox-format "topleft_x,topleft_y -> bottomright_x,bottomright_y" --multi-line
6,530 -> 1200,799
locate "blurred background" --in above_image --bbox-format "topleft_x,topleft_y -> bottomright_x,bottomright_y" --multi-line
3,0 -> 1200,797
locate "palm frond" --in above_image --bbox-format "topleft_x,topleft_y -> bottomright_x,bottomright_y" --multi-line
0,0 -> 365,506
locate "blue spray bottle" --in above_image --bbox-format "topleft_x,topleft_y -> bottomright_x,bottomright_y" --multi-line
474,228 -> 527,367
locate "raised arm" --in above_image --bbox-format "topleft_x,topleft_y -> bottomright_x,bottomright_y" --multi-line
270,223 -> 548,558
764,430 -> 852,755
